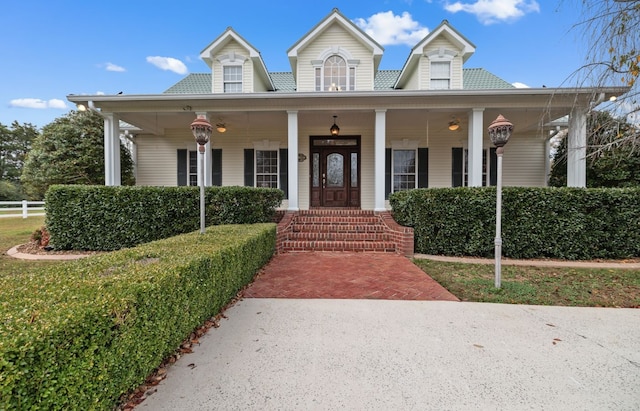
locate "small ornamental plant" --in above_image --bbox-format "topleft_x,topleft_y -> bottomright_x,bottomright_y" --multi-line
31,226 -> 50,247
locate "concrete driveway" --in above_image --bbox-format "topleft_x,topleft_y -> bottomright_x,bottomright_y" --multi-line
138,299 -> 640,410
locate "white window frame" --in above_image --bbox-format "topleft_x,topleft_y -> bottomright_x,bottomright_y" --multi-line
425,48 -> 456,90
430,61 -> 451,90
253,140 -> 280,189
312,47 -> 359,92
462,148 -> 489,187
223,65 -> 243,93
391,140 -> 419,193
188,150 -> 198,186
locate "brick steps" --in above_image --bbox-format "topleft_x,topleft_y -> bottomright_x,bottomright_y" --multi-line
276,209 -> 414,256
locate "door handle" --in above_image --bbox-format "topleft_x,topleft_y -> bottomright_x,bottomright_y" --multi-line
322,173 -> 326,188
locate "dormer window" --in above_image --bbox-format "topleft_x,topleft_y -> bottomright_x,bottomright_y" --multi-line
314,52 -> 357,91
425,47 -> 457,90
430,61 -> 451,90
223,66 -> 243,93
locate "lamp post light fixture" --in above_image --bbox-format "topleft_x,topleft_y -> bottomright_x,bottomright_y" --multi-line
487,114 -> 513,288
190,115 -> 213,234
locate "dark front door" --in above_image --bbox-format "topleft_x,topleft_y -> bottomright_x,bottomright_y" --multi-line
310,137 -> 360,207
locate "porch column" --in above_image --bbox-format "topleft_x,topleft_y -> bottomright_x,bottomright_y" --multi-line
103,113 -> 121,186
287,110 -> 299,211
467,108 -> 484,187
374,109 -> 387,211
567,106 -> 587,187
195,112 -> 212,187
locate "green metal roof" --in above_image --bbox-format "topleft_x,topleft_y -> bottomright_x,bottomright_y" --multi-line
164,68 -> 514,94
463,68 -> 514,89
374,70 -> 401,90
270,72 -> 297,92
164,73 -> 212,94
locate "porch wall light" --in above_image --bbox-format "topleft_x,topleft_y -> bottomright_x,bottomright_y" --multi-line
448,119 -> 460,131
330,115 -> 340,136
216,123 -> 227,133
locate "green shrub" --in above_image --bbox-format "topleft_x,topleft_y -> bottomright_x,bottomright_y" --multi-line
44,185 -> 284,251
0,223 -> 275,410
390,187 -> 640,260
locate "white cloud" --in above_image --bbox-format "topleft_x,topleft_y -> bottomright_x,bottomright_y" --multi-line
9,98 -> 68,109
105,62 -> 126,72
146,56 -> 188,74
445,0 -> 540,25
354,11 -> 429,46
512,82 -> 530,88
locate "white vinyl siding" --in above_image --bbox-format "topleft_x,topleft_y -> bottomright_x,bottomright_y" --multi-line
418,37 -> 464,90
296,24 -> 375,92
211,39 -> 252,93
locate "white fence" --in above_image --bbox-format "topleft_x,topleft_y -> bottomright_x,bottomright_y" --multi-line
0,200 -> 45,219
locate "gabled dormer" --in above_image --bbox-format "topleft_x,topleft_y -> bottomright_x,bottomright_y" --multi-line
394,20 -> 475,90
287,8 -> 384,92
200,27 -> 275,93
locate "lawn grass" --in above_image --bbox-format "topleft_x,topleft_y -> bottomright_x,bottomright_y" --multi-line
414,259 -> 640,308
0,217 -> 59,278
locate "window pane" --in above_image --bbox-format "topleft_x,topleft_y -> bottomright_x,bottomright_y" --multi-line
223,66 -> 242,93
431,61 -> 450,90
351,153 -> 358,187
392,150 -> 416,192
324,55 -> 346,91
256,150 -> 278,188
312,153 -> 320,187
224,66 -> 242,81
189,151 -> 198,186
349,67 -> 355,91
315,68 -> 321,91
430,79 -> 450,90
431,61 -> 450,77
326,153 -> 344,187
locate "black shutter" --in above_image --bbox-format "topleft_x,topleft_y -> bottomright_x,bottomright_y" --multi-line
417,148 -> 429,188
244,149 -> 254,187
177,149 -> 187,186
212,149 -> 222,186
385,148 -> 392,199
489,147 -> 497,186
452,147 -> 463,187
279,148 -> 288,199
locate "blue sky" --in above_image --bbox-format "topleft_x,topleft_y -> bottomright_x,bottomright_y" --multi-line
1,0 -> 588,129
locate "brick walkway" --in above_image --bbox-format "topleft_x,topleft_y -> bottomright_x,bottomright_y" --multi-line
243,252 -> 459,301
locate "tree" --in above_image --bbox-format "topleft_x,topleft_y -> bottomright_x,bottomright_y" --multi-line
0,121 -> 39,200
549,110 -> 640,187
21,110 -> 135,199
0,121 -> 39,182
568,0 -> 639,147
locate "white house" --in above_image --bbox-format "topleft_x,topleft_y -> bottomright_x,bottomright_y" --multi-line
68,8 -> 626,212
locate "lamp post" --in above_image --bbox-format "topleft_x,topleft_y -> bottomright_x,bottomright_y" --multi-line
190,115 -> 213,234
487,114 -> 513,288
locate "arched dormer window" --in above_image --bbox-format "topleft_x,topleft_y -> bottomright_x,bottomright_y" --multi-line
313,48 -> 358,91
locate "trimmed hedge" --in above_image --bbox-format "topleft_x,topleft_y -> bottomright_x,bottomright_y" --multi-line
0,223 -> 275,410
390,187 -> 640,260
44,185 -> 284,251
